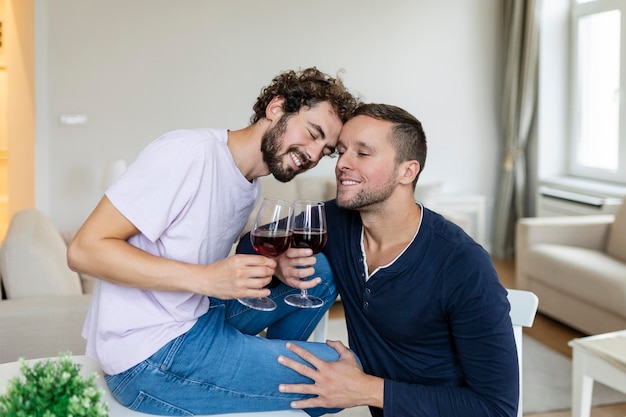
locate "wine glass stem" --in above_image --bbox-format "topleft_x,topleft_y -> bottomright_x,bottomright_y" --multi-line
300,289 -> 309,299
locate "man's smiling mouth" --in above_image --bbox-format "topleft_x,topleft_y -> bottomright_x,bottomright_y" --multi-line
290,152 -> 303,168
339,178 -> 360,186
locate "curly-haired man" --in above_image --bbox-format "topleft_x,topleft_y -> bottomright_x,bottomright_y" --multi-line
67,67 -> 360,415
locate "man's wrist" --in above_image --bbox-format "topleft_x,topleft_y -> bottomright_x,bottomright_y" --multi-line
365,375 -> 385,409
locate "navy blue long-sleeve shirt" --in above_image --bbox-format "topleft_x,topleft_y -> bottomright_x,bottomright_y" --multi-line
322,200 -> 518,417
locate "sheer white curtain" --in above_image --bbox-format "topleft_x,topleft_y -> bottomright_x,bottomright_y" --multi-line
492,0 -> 541,259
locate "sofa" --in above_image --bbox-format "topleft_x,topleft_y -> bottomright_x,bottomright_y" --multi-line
0,209 -> 94,364
516,200 -> 626,335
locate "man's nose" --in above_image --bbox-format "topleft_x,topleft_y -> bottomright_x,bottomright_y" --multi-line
336,153 -> 350,171
308,142 -> 327,163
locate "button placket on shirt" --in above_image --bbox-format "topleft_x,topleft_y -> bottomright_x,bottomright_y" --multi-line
358,256 -> 371,309
363,286 -> 372,309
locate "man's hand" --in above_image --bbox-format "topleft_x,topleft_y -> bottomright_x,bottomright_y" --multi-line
277,340 -> 384,410
198,254 -> 276,300
274,247 -> 322,290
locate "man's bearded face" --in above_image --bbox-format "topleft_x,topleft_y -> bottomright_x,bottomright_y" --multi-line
261,114 -> 312,182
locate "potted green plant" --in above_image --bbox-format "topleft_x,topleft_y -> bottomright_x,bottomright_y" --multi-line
0,352 -> 108,417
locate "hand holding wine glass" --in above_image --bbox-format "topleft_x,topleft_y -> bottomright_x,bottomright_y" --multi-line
284,200 -> 328,309
238,197 -> 292,311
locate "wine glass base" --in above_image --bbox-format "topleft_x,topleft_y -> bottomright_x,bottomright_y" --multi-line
238,297 -> 277,311
284,294 -> 324,309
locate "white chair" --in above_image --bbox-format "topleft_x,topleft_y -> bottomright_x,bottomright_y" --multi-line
507,288 -> 539,417
310,310 -> 329,343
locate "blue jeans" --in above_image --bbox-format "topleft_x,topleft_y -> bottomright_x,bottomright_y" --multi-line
104,255 -> 341,416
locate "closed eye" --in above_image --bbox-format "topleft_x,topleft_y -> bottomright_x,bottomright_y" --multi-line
309,123 -> 326,140
308,124 -> 335,158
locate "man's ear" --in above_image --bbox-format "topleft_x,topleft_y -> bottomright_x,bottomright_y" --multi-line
265,96 -> 286,121
399,160 -> 420,185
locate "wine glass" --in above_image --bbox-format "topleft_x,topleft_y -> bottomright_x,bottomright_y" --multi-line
284,200 -> 327,309
238,197 -> 293,311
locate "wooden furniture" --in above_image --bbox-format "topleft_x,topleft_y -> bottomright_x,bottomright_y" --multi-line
568,330 -> 626,417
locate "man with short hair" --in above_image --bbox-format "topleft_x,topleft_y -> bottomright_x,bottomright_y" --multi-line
270,103 -> 519,417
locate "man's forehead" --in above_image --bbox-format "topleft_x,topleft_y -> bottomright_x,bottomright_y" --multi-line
303,103 -> 342,137
303,101 -> 342,122
339,116 -> 392,147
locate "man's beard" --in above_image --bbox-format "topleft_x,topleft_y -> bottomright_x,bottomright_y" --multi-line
336,170 -> 397,211
261,114 -> 310,182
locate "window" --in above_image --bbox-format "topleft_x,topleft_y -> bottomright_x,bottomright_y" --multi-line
569,0 -> 626,184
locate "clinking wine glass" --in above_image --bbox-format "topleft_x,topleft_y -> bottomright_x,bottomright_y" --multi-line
238,197 -> 293,311
284,200 -> 327,309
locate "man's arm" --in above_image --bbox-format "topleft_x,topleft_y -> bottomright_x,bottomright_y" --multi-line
67,196 -> 277,300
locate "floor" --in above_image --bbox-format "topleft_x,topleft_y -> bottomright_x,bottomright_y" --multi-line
328,258 -> 626,417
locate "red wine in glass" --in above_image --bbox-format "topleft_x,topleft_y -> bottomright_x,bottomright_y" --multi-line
284,200 -> 327,309
252,230 -> 292,257
290,229 -> 328,254
238,197 -> 293,311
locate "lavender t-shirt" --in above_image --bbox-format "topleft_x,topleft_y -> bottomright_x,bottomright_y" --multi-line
82,128 -> 260,375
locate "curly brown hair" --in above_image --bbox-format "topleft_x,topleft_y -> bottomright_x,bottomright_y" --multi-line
251,67 -> 360,124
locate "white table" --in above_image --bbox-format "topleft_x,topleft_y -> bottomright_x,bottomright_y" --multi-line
0,355 -> 306,416
568,329 -> 626,417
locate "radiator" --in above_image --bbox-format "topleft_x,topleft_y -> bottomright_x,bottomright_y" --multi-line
537,186 -> 623,217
